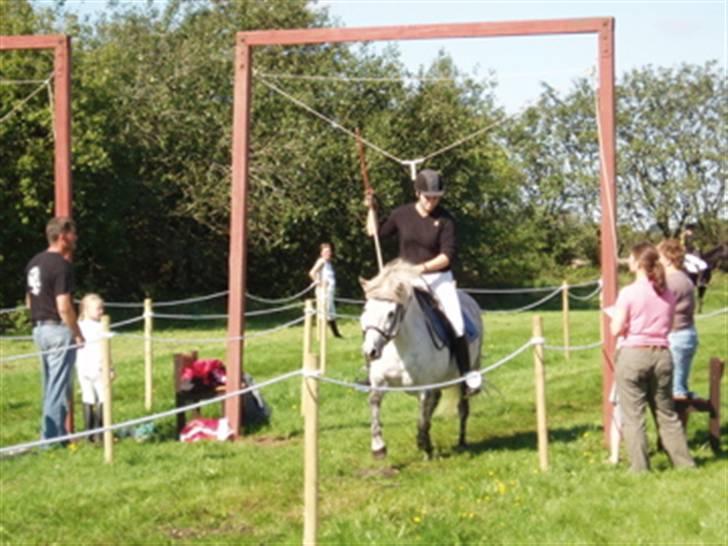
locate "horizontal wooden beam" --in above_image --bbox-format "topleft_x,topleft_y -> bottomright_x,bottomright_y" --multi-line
0,35 -> 67,51
240,18 -> 611,46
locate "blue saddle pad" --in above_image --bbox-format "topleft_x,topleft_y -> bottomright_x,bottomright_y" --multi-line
414,289 -> 478,348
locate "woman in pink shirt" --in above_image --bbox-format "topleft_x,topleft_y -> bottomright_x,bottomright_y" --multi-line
610,242 -> 695,472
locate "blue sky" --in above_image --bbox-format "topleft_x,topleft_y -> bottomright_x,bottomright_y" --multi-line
58,0 -> 725,111
315,1 -> 725,110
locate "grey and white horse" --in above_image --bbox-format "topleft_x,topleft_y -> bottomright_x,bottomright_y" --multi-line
359,259 -> 483,458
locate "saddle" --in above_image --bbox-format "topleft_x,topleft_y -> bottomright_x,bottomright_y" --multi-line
413,288 -> 477,351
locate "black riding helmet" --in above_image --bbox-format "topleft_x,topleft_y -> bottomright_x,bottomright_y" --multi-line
414,169 -> 445,197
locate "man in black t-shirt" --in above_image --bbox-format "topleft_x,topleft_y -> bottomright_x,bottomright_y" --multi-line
25,217 -> 84,442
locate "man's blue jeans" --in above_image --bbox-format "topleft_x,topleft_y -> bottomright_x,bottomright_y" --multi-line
33,324 -> 76,441
668,326 -> 699,398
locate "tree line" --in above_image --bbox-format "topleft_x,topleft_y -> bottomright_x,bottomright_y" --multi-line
1,0 -> 725,309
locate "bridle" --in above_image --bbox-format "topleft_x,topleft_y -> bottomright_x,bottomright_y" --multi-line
363,301 -> 405,344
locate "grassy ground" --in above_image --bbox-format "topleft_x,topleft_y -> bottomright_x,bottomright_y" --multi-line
0,276 -> 726,545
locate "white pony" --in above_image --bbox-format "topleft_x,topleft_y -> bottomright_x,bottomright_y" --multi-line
359,259 -> 484,458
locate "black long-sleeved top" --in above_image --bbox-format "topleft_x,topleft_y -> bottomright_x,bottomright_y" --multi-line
378,203 -> 457,271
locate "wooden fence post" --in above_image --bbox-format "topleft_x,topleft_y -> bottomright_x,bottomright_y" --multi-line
101,315 -> 113,464
561,281 -> 570,361
144,297 -> 153,411
301,300 -> 314,417
708,357 -> 724,454
319,280 -> 328,374
302,349 -> 319,545
532,315 -> 548,471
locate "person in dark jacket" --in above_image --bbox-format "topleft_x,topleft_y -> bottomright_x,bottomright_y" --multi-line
365,169 -> 479,395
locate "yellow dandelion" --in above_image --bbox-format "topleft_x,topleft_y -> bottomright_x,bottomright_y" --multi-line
412,516 -> 421,524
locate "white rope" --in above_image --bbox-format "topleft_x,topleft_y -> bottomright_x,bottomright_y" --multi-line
316,338 -> 535,393
0,73 -> 53,124
696,307 -> 728,320
115,315 -> 307,344
152,302 -> 303,320
99,286 -> 315,309
245,284 -> 315,304
464,279 -> 598,294
256,72 -> 459,84
0,78 -> 50,85
259,77 -> 406,164
0,369 -> 304,455
109,315 -> 146,329
545,340 -> 603,352
568,283 -> 603,301
257,67 -> 588,85
259,75 -> 530,173
0,333 -> 115,365
417,100 -> 538,165
488,286 -> 564,314
335,297 -> 365,305
1,315 -> 306,364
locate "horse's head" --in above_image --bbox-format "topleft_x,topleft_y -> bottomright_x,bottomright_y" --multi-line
359,260 -> 420,361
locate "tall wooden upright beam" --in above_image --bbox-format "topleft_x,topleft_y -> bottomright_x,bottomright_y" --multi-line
225,36 -> 253,438
596,19 -> 618,446
0,35 -> 72,217
53,36 -> 72,217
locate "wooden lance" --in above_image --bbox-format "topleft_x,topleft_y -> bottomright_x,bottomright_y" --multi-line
356,128 -> 384,272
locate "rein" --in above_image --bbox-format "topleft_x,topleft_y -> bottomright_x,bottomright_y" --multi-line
364,302 -> 404,343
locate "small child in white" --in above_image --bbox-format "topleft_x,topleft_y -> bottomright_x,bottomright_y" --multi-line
76,293 -> 107,441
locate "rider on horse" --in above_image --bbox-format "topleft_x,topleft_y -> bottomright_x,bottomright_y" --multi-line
365,169 -> 480,396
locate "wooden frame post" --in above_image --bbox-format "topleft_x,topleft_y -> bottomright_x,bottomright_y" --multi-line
596,18 -> 618,447
144,298 -> 153,411
226,36 -> 253,438
561,280 -> 570,361
0,35 -> 73,216
532,316 -> 548,471
231,18 -> 617,442
101,315 -> 113,464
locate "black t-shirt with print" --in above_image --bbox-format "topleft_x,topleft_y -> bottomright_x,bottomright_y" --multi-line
25,251 -> 74,322
378,203 -> 457,271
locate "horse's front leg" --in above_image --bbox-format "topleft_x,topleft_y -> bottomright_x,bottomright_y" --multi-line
417,390 -> 442,459
457,393 -> 470,448
369,388 -> 387,459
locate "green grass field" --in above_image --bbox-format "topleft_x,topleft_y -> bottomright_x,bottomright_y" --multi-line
1,277 -> 726,545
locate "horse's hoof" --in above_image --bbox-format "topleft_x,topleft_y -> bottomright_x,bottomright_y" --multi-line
372,447 -> 387,459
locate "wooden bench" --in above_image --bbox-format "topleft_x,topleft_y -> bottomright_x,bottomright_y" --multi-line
173,351 -> 226,435
674,357 -> 724,454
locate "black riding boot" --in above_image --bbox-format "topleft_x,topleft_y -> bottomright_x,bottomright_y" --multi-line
328,320 -> 343,338
453,335 -> 479,397
95,404 -> 104,442
83,403 -> 96,442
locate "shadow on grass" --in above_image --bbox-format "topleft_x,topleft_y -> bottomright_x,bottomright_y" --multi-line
463,423 -> 593,455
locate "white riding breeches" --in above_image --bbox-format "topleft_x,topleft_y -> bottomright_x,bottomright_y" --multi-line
419,270 -> 464,337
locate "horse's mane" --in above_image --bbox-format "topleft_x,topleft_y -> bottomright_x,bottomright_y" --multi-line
362,259 -> 421,304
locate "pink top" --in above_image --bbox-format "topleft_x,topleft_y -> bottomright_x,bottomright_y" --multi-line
615,277 -> 676,348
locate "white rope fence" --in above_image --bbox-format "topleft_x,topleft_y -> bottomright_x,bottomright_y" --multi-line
0,369 -> 304,456
0,323 -> 611,457
0,330 -> 544,455
0,315 -> 307,365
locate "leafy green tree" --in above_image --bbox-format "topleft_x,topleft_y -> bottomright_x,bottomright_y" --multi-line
617,62 -> 726,239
